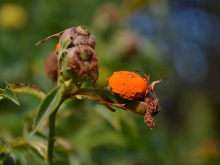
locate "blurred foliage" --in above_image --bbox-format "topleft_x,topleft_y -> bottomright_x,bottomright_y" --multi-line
0,0 -> 220,165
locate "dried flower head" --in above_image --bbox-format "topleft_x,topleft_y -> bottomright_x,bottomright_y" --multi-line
108,71 -> 147,100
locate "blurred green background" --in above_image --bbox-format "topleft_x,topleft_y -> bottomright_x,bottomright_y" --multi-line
0,0 -> 219,164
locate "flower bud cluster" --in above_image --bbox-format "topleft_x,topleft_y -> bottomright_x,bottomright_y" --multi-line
58,26 -> 98,86
39,26 -> 98,87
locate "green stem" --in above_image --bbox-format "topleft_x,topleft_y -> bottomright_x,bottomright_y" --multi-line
47,99 -> 64,165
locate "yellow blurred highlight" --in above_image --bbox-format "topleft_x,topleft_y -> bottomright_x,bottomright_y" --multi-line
0,3 -> 29,30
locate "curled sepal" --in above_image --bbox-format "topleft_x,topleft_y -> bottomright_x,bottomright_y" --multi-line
0,86 -> 19,105
35,30 -> 65,46
59,45 -> 99,86
6,82 -> 46,100
31,86 -> 65,135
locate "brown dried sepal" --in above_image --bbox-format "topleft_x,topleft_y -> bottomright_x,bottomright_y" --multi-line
144,98 -> 161,130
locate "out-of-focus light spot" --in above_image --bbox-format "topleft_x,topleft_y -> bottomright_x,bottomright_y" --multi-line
174,8 -> 211,46
131,12 -> 155,35
208,13 -> 220,46
0,4 -> 29,30
92,3 -> 119,32
200,138 -> 218,160
173,42 -> 208,83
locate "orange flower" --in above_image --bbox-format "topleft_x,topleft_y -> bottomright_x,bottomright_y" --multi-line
108,71 -> 147,100
55,43 -> 59,54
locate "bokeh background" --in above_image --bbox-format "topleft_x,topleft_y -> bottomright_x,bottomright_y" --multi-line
0,0 -> 220,164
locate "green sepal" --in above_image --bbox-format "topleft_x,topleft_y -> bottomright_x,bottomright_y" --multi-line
31,86 -> 65,135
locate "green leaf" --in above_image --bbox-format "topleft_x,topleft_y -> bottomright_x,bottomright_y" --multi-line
13,150 -> 28,165
0,141 -> 5,154
31,86 -> 64,135
2,87 -> 19,105
6,82 -> 46,100
28,141 -> 47,159
95,105 -> 122,132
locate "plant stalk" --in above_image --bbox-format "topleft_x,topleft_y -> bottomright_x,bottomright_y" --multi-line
47,99 -> 64,165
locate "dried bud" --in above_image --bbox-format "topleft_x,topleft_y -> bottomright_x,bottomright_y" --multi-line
108,71 -> 147,100
59,45 -> 98,85
59,26 -> 96,53
44,51 -> 58,83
